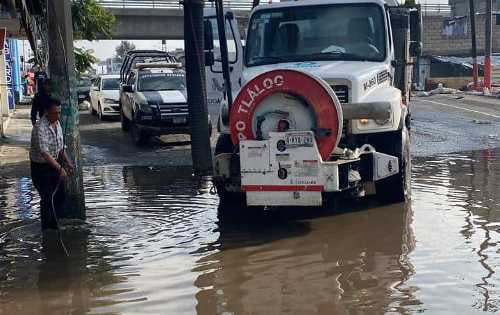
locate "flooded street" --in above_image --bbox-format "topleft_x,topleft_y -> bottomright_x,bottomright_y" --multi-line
1,147 -> 499,314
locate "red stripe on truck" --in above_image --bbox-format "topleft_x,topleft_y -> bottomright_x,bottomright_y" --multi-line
242,185 -> 323,192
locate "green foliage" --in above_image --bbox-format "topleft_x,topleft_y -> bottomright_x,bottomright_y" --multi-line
74,47 -> 99,74
72,0 -> 115,40
115,41 -> 136,59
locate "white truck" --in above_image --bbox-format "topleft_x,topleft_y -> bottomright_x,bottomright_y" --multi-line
207,0 -> 422,207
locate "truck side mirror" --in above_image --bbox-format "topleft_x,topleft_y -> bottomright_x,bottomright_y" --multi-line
205,51 -> 215,67
123,85 -> 134,93
409,41 -> 422,57
204,20 -> 214,51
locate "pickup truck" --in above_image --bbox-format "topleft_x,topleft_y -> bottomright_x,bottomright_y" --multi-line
120,63 -> 212,145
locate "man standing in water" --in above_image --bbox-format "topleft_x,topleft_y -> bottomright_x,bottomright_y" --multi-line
30,99 -> 74,230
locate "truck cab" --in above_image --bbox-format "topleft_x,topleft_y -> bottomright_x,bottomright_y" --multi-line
212,0 -> 422,207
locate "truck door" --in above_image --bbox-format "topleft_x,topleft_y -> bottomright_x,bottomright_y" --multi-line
204,10 -> 243,119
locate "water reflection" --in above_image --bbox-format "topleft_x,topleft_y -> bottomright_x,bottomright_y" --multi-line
0,148 -> 498,314
411,149 -> 500,313
194,202 -> 417,314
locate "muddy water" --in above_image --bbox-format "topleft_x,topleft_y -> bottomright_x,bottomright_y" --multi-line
0,149 -> 499,314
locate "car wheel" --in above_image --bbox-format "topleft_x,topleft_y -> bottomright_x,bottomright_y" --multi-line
98,104 -> 104,121
121,108 -> 130,132
131,121 -> 148,146
375,127 -> 411,204
90,103 -> 97,115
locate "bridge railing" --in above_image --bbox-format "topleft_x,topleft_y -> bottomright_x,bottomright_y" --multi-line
97,0 -> 254,10
97,1 -> 452,15
421,4 -> 452,16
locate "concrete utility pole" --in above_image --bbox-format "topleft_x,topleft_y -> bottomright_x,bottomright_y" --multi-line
469,0 -> 478,90
183,0 -> 213,176
46,0 -> 86,219
484,0 -> 493,90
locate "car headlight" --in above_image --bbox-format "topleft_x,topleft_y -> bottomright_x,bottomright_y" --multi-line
137,102 -> 152,113
104,98 -> 117,104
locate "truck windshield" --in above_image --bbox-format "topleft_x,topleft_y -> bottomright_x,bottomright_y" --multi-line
138,73 -> 186,91
246,3 -> 387,67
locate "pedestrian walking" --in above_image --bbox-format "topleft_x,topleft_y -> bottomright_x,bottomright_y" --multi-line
34,66 -> 48,95
30,79 -> 52,126
30,98 -> 74,230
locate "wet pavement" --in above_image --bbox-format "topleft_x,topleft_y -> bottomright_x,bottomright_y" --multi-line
0,95 -> 499,314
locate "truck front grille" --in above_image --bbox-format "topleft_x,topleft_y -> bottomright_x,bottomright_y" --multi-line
157,103 -> 188,115
331,85 -> 349,103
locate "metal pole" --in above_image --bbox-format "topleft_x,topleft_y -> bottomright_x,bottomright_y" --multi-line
484,0 -> 492,91
215,0 -> 233,107
469,0 -> 478,90
46,0 -> 86,219
183,0 -> 213,176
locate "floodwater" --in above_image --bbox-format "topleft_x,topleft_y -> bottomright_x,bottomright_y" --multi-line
0,148 -> 499,314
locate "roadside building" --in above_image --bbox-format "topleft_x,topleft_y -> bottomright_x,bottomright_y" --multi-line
449,0 -> 500,16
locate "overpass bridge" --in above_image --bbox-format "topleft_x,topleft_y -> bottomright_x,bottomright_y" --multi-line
96,0 -> 452,40
97,0 -> 252,39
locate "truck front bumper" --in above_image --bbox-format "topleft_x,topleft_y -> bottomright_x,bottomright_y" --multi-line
135,112 -> 191,136
214,131 -> 399,206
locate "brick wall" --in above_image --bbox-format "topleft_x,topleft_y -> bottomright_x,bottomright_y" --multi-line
423,15 -> 500,56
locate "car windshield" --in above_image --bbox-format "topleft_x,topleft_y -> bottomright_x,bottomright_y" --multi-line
102,78 -> 120,90
138,73 -> 186,91
246,3 -> 387,67
77,79 -> 91,87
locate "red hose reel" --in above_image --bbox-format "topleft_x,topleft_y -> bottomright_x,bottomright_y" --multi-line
229,69 -> 343,160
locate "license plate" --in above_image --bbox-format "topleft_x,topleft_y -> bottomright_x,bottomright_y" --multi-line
285,133 -> 313,147
172,117 -> 186,124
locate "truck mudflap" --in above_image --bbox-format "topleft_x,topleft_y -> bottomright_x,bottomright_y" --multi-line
237,131 -> 399,206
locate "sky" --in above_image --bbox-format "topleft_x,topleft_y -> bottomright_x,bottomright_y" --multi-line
75,40 -> 185,61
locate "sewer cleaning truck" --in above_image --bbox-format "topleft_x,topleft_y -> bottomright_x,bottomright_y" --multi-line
208,0 -> 422,207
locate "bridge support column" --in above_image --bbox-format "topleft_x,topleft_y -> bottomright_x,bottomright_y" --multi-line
47,0 -> 86,219
183,0 -> 213,176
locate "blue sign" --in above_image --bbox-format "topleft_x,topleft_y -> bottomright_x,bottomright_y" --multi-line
4,40 -> 15,110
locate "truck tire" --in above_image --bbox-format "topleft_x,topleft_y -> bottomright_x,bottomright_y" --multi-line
214,134 -> 246,206
120,108 -> 130,131
375,127 -> 411,204
131,121 -> 148,146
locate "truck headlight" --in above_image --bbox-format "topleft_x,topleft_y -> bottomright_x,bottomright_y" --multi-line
374,117 -> 391,126
356,117 -> 393,130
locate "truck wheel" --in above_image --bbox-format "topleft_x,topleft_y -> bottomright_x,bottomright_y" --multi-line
121,108 -> 130,131
375,127 -> 411,204
214,134 -> 246,206
131,121 -> 148,146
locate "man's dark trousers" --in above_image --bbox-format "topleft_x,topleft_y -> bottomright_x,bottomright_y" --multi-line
31,162 -> 65,230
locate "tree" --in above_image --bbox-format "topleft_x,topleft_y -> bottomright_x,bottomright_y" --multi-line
70,0 -> 115,75
115,41 -> 136,59
72,0 -> 115,41
74,47 -> 99,74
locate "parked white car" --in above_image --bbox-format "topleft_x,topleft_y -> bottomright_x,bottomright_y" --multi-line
90,74 -> 121,120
